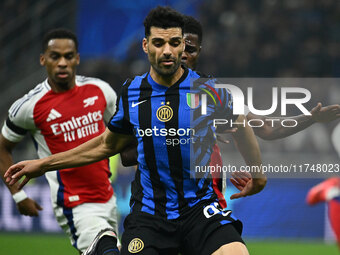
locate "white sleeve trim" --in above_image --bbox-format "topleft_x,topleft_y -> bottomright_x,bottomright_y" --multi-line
1,121 -> 25,143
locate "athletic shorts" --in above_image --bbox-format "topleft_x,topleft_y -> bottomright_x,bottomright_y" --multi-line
54,194 -> 119,252
121,200 -> 244,255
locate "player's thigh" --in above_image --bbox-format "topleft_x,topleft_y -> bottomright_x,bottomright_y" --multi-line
212,242 -> 249,255
72,195 -> 119,252
182,200 -> 244,255
121,211 -> 179,255
200,222 -> 245,255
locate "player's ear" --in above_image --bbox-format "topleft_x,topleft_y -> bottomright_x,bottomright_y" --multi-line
142,38 -> 148,54
40,54 -> 45,66
198,45 -> 202,56
76,53 -> 80,65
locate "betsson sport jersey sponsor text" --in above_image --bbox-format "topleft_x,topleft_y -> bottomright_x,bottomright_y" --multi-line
137,127 -> 195,146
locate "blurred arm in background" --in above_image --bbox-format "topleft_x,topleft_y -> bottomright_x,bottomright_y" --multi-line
0,134 -> 42,216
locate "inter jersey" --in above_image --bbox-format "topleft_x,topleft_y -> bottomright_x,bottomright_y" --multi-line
108,68 -> 236,219
2,76 -> 117,208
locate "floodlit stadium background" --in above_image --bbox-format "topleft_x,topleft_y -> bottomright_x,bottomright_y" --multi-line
0,0 -> 339,254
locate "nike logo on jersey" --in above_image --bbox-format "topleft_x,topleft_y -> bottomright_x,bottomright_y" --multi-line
83,96 -> 98,108
46,109 -> 62,122
132,100 -> 148,108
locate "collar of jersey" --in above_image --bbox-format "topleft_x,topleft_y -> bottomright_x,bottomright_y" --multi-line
146,67 -> 189,91
46,79 -> 79,95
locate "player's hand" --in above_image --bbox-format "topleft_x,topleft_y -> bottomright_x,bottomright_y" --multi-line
5,160 -> 45,189
17,198 -> 43,217
216,128 -> 238,144
311,103 -> 340,123
230,171 -> 252,191
230,174 -> 266,200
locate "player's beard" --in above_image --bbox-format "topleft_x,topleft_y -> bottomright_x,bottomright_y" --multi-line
53,70 -> 76,90
53,75 -> 74,90
56,81 -> 72,90
152,56 -> 182,77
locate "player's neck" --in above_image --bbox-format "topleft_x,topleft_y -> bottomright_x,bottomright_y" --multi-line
149,66 -> 184,87
48,78 -> 76,93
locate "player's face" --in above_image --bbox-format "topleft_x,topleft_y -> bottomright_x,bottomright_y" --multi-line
143,27 -> 184,77
181,33 -> 201,70
40,39 -> 79,90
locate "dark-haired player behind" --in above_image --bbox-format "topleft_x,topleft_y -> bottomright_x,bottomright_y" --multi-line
5,6 -> 267,255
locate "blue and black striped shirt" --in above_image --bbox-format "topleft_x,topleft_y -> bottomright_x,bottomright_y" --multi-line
108,67 -> 235,219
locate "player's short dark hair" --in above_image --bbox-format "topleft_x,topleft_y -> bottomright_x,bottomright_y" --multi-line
144,6 -> 184,38
183,15 -> 203,44
42,28 -> 78,52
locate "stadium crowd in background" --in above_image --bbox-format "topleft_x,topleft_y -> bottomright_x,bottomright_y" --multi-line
76,0 -> 340,90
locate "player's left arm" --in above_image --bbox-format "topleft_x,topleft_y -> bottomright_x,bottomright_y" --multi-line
5,128 -> 135,189
230,115 -> 267,199
251,103 -> 340,140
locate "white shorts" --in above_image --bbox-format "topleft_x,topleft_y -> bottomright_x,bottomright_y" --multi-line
54,194 -> 119,252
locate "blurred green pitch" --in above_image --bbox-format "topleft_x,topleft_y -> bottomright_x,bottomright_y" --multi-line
0,233 -> 338,255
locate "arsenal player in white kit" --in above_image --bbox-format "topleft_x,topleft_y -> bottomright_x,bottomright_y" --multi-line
0,29 -> 119,255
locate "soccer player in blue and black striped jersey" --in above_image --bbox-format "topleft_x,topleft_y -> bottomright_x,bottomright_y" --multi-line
5,6 -> 267,255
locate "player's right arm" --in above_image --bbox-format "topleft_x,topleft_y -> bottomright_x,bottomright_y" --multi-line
0,134 -> 42,216
215,84 -> 266,197
5,128 -> 134,189
230,114 -> 267,199
250,103 -> 340,140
